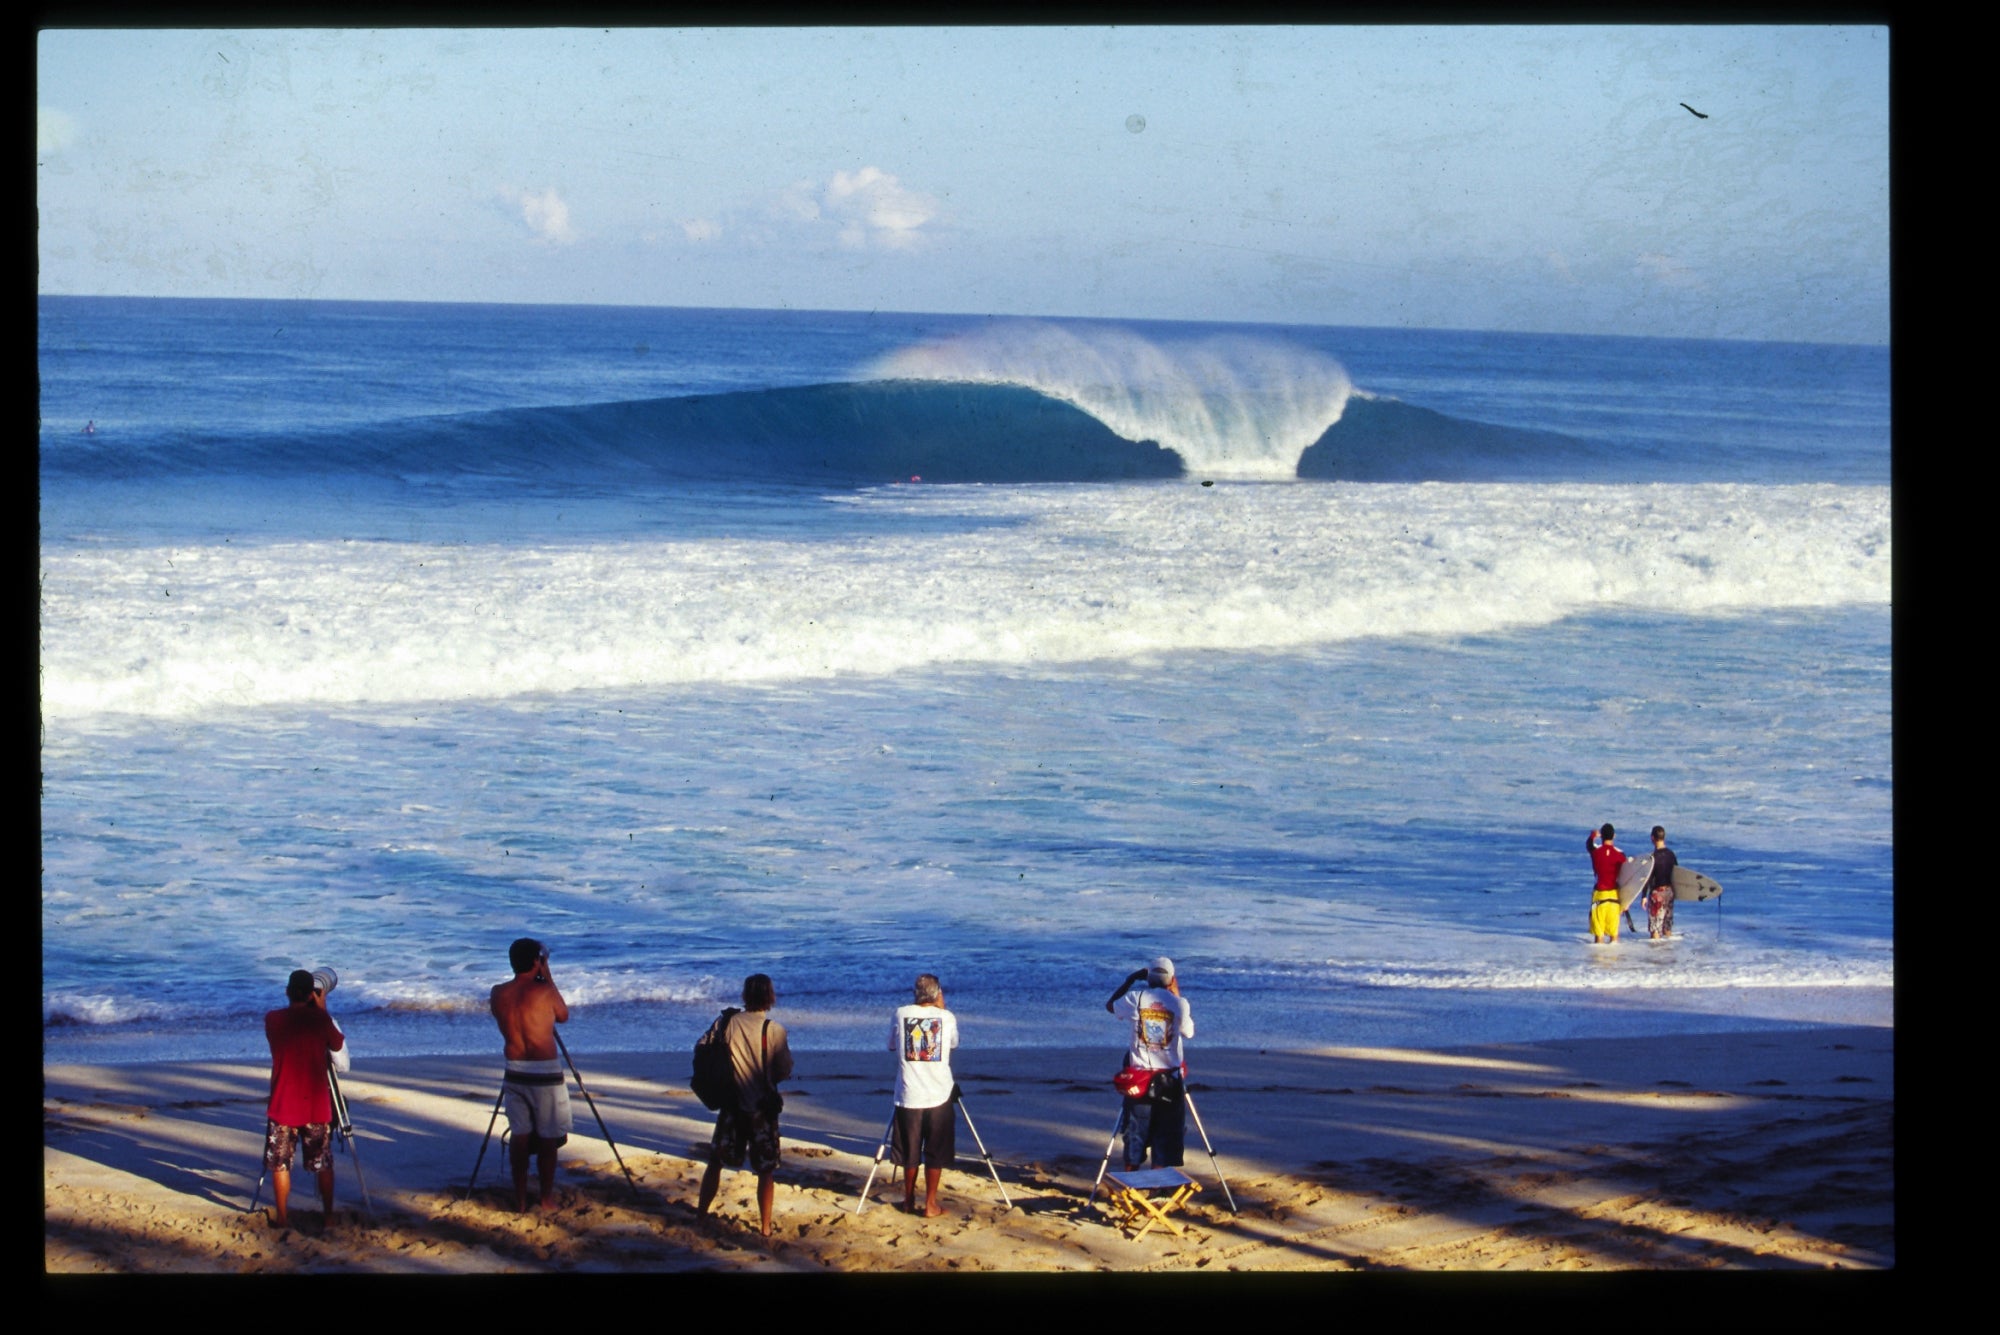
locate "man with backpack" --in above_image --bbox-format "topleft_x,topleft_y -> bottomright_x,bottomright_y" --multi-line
695,973 -> 793,1236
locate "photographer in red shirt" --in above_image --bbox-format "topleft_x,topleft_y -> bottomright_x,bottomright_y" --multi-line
263,969 -> 346,1230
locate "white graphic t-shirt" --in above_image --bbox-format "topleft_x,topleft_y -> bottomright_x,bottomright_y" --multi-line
1118,987 -> 1192,1070
889,1004 -> 959,1109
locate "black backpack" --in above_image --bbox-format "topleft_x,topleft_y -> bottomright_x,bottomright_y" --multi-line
690,1007 -> 741,1111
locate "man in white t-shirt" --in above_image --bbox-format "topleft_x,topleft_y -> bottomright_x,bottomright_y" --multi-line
888,972 -> 959,1217
1106,956 -> 1194,1171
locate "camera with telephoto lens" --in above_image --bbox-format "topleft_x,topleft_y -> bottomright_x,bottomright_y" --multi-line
311,967 -> 338,996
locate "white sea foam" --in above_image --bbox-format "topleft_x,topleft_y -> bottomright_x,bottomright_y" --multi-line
1344,957 -> 1894,991
43,991 -> 171,1027
868,322 -> 1353,480
37,482 -> 1890,720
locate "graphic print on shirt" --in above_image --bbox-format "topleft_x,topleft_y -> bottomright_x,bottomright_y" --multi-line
1138,1004 -> 1179,1052
902,1015 -> 945,1062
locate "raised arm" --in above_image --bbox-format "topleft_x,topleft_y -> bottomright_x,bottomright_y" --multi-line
1104,968 -> 1148,1013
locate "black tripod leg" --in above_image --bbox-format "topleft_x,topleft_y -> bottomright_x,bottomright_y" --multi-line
465,1083 -> 507,1198
556,1032 -> 641,1200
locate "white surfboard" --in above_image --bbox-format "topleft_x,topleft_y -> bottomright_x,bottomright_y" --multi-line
1672,865 -> 1723,902
1615,851 -> 1654,912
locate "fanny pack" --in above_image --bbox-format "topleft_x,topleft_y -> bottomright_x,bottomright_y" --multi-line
1113,1066 -> 1158,1098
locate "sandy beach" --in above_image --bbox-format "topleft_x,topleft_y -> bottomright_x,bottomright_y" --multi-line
45,1024 -> 1892,1275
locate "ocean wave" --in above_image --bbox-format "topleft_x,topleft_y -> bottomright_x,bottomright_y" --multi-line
1298,393 -> 1605,481
43,971 -> 728,1029
42,334 -> 1661,488
44,993 -> 166,1027
41,381 -> 1183,487
868,321 -> 1354,480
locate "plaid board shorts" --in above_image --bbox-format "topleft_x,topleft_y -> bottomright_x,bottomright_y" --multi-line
264,1119 -> 333,1174
710,1107 -> 782,1176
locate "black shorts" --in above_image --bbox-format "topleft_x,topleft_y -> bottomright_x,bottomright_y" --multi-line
891,1102 -> 957,1170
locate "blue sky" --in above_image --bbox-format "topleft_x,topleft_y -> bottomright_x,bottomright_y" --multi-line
36,26 -> 1888,343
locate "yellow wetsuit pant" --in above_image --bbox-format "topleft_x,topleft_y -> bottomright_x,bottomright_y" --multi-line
1590,890 -> 1622,939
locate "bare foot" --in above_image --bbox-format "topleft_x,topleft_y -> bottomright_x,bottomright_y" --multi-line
268,1210 -> 291,1232
537,1191 -> 562,1213
923,1201 -> 946,1219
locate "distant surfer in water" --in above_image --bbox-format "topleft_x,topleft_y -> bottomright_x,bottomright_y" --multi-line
1645,826 -> 1679,939
82,420 -> 95,435
1586,824 -> 1627,944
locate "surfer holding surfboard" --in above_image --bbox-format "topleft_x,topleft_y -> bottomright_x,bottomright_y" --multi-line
1645,826 -> 1679,939
1586,824 -> 1627,944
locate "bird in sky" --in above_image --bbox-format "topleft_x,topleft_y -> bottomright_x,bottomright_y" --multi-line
1680,102 -> 1710,119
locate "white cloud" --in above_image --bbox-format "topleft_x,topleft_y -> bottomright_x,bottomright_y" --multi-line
38,107 -> 79,155
682,218 -> 722,243
1634,251 -> 1699,289
815,167 -> 938,249
512,187 -> 576,245
1544,250 -> 1578,285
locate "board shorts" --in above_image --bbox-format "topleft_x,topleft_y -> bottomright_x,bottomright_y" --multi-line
711,1107 -> 782,1176
1648,885 -> 1677,937
502,1058 -> 573,1145
264,1119 -> 333,1174
1589,890 -> 1621,938
891,1101 -> 957,1170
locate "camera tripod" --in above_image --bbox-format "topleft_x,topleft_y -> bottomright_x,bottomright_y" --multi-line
852,1085 -> 1012,1214
248,1062 -> 374,1219
463,1031 -> 640,1201
1087,1083 -> 1235,1214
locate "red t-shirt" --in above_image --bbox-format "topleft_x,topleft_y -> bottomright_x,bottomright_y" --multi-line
265,1003 -> 344,1125
1589,838 -> 1627,890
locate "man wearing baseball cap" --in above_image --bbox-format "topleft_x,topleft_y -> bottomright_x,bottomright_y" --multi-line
1105,956 -> 1194,1171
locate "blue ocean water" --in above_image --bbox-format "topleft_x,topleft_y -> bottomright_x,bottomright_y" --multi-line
38,297 -> 1892,1064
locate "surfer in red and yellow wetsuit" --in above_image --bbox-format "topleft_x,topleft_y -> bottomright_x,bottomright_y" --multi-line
1586,824 -> 1626,944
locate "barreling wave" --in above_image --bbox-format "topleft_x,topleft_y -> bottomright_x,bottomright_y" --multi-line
42,364 -> 1642,489
868,321 -> 1355,481
41,382 -> 1181,487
